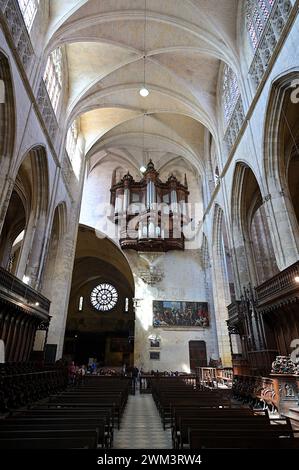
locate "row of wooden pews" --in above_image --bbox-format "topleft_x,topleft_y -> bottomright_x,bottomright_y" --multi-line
152,377 -> 230,429
0,375 -> 131,449
152,377 -> 299,449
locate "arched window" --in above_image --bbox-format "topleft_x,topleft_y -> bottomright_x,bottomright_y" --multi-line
18,0 -> 40,32
43,48 -> 63,114
222,65 -> 240,125
246,0 -> 275,50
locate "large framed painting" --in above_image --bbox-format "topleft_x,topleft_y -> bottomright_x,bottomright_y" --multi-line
153,301 -> 209,328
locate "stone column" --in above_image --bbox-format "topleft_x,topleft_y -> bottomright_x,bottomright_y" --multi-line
210,216 -> 233,368
0,176 -> 14,236
45,208 -> 81,360
264,190 -> 299,270
211,255 -> 232,367
231,225 -> 252,295
17,213 -> 48,289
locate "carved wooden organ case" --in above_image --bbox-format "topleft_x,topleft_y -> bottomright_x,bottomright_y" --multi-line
110,161 -> 190,252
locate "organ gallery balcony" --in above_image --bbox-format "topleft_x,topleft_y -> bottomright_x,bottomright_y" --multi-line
227,301 -> 242,325
0,267 -> 50,320
0,267 -> 51,362
110,160 -> 190,252
255,260 -> 299,312
227,262 -> 299,376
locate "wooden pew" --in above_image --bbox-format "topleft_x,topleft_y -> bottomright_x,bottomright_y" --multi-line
0,373 -> 130,449
188,432 -> 299,449
178,417 -> 292,449
0,429 -> 98,448
0,436 -> 97,449
44,399 -> 121,428
171,409 -> 267,447
0,417 -> 109,448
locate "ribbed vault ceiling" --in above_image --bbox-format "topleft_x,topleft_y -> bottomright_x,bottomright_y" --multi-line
46,0 -> 240,175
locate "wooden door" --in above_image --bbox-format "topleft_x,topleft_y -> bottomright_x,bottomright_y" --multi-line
189,341 -> 207,371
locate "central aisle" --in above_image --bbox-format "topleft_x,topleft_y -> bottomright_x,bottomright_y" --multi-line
113,393 -> 172,449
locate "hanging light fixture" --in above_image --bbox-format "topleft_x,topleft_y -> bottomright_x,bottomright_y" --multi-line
140,85 -> 149,98
139,0 -> 149,98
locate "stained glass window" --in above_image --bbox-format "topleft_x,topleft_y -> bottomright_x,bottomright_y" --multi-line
90,284 -> 118,312
43,48 -> 63,114
18,0 -> 40,32
222,65 -> 240,125
246,0 -> 275,50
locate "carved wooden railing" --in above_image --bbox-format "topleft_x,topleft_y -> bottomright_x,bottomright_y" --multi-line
233,374 -> 279,411
247,349 -> 279,375
256,260 -> 299,307
0,0 -> 34,72
249,0 -> 294,90
0,266 -> 50,317
227,300 -> 242,322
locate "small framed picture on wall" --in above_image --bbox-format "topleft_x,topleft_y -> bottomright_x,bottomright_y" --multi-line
150,339 -> 160,348
150,352 -> 160,360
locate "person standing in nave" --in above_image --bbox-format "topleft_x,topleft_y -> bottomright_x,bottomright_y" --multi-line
132,366 -> 139,391
68,361 -> 76,385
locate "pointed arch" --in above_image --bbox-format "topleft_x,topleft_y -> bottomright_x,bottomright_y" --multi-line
231,162 -> 278,286
211,203 -> 233,366
264,70 -> 299,187
0,144 -> 50,279
213,203 -> 235,302
263,70 -> 299,268
41,201 -> 68,297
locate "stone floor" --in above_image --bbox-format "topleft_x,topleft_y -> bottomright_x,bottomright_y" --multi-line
113,393 -> 172,449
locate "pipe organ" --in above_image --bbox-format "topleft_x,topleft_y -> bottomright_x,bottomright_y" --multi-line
110,161 -> 190,252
